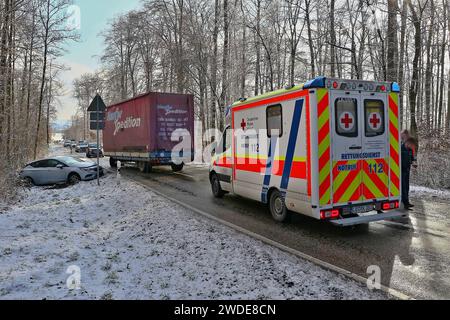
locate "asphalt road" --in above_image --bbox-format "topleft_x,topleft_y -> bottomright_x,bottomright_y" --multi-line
119,163 -> 450,300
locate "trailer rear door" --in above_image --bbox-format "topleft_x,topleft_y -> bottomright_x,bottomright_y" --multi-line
330,91 -> 389,207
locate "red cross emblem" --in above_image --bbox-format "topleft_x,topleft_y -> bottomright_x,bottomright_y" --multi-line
369,113 -> 381,130
241,119 -> 247,131
340,112 -> 354,131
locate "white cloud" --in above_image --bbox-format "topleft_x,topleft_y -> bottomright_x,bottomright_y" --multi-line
57,59 -> 95,121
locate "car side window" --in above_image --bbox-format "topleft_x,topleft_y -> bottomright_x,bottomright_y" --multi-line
48,160 -> 64,168
30,161 -> 43,168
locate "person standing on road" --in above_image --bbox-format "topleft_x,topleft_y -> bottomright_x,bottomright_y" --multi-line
401,130 -> 417,210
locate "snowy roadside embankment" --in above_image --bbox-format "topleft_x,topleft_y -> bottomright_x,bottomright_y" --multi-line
411,185 -> 450,200
0,172 -> 388,300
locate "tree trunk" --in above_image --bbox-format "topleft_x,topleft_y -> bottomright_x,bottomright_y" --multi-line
219,0 -> 229,131
210,0 -> 219,130
408,1 -> 421,138
305,0 -> 315,78
398,0 -> 408,126
386,0 -> 399,82
329,0 -> 336,77
424,0 -> 434,129
34,0 -> 50,159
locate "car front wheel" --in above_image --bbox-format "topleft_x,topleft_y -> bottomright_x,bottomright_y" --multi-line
68,173 -> 81,185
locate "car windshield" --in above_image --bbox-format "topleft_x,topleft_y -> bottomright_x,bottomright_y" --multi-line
57,157 -> 86,165
89,144 -> 98,148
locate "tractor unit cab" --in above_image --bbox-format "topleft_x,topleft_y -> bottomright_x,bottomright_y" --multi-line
210,77 -> 405,227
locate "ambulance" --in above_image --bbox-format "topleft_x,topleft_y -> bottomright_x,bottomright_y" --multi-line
209,77 -> 406,226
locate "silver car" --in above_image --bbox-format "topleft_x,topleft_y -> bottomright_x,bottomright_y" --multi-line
20,156 -> 104,186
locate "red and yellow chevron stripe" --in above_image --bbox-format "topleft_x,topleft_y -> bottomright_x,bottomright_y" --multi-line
332,160 -> 361,203
389,93 -> 401,197
317,89 -> 332,206
362,159 -> 389,200
332,158 -> 390,204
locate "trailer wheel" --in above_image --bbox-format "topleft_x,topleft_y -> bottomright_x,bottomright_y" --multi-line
109,158 -> 118,168
269,190 -> 289,222
210,173 -> 225,198
138,162 -> 152,173
171,163 -> 184,172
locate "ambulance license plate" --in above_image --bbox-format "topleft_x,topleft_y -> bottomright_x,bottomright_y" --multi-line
351,204 -> 374,214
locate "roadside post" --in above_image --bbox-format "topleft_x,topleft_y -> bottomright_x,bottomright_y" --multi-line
88,94 -> 106,186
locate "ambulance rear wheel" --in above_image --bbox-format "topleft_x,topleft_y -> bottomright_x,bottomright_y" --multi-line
269,190 -> 289,223
210,173 -> 225,198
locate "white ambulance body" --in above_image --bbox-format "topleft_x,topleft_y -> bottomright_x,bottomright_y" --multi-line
209,77 -> 406,226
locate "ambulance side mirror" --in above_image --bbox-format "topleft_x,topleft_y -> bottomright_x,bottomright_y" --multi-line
211,142 -> 218,156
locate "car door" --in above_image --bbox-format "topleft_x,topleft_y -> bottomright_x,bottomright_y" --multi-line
45,159 -> 68,183
25,161 -> 47,185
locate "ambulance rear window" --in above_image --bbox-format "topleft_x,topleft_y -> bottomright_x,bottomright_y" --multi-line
267,105 -> 283,137
335,98 -> 358,138
364,100 -> 385,137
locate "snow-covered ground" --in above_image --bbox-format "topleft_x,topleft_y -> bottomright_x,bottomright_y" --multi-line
411,185 -> 450,200
0,167 -> 389,300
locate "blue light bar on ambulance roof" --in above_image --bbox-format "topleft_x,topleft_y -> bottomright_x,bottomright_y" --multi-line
303,76 -> 326,89
391,82 -> 401,93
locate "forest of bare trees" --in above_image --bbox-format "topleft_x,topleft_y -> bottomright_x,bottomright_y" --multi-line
0,0 -> 78,197
70,0 -> 450,188
71,0 -> 450,142
2,0 -> 450,197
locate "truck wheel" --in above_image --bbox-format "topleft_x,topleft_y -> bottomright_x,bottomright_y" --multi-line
171,163 -> 184,172
210,173 -> 225,198
110,158 -> 118,168
269,190 -> 289,223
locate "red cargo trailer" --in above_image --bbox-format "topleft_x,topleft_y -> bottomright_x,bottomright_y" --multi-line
103,92 -> 194,172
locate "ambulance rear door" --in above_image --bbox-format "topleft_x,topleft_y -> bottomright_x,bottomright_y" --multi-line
360,92 -> 389,202
330,92 -> 363,205
330,90 -> 389,209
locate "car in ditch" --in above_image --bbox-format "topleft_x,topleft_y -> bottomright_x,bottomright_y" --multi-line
19,156 -> 104,186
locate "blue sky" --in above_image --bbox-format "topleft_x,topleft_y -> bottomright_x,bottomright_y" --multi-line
58,0 -> 141,122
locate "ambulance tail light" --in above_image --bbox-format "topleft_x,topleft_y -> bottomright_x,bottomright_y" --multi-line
382,201 -> 400,211
320,209 -> 340,220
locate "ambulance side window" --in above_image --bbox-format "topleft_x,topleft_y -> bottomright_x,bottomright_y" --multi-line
335,98 -> 358,138
267,105 -> 283,137
217,126 -> 231,154
364,100 -> 385,137
225,127 -> 232,151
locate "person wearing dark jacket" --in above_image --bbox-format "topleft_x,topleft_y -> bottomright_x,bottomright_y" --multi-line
401,130 -> 417,210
